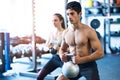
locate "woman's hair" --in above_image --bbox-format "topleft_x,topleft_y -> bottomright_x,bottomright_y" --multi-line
54,13 -> 66,29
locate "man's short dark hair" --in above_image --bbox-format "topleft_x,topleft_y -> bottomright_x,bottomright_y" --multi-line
66,1 -> 81,14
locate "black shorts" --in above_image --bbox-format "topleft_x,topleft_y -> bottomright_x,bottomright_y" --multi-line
69,61 -> 100,80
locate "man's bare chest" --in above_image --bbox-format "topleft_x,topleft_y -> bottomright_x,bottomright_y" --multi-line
65,31 -> 88,47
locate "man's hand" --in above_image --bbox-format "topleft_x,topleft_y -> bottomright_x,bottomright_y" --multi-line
72,54 -> 81,64
60,52 -> 68,62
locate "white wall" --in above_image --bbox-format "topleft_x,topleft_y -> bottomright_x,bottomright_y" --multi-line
0,0 -> 12,32
35,0 -> 66,40
0,0 -> 66,40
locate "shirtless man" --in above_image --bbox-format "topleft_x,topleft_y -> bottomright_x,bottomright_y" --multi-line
57,1 -> 104,80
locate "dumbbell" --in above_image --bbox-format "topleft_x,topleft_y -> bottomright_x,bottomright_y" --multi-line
62,54 -> 80,78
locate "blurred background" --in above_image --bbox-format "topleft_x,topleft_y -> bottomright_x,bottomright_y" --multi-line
0,0 -> 120,80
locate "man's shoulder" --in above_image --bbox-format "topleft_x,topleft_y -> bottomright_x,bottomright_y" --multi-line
82,23 -> 94,31
62,28 -> 69,36
80,23 -> 96,36
81,23 -> 90,28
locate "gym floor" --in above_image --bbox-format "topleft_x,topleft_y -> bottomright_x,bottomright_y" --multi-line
0,54 -> 120,80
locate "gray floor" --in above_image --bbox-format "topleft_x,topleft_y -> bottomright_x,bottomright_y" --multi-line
0,54 -> 120,80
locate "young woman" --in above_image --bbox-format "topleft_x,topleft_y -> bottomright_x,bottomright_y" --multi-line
37,13 -> 66,80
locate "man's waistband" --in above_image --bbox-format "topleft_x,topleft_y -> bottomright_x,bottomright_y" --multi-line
78,61 -> 97,68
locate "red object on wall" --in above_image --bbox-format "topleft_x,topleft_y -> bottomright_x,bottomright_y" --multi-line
116,0 -> 120,6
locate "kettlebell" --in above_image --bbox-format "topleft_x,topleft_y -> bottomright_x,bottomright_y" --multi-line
49,48 -> 57,54
62,54 -> 80,78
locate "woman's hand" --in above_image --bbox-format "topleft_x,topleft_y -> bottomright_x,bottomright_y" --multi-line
53,44 -> 59,50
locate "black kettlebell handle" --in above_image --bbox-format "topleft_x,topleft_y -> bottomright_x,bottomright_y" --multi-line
66,54 -> 73,61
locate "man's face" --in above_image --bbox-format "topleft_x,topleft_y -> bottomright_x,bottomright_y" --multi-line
66,9 -> 81,25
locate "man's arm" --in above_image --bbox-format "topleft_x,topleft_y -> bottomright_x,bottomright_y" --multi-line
84,28 -> 104,62
73,28 -> 104,64
59,30 -> 69,62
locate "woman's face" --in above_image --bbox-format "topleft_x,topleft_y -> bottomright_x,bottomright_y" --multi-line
52,15 -> 61,28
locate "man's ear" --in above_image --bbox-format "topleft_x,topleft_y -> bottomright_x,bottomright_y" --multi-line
79,12 -> 82,16
79,12 -> 82,21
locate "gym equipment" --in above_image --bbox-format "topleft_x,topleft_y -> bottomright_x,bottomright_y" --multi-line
92,1 -> 101,7
90,19 -> 102,40
116,0 -> 120,6
0,32 -> 11,73
35,48 -> 41,56
109,47 -> 118,54
62,54 -> 80,78
19,0 -> 39,77
49,48 -> 57,54
87,17 -> 105,38
24,49 -> 32,57
89,8 -> 100,15
15,50 -> 22,58
90,19 -> 100,29
113,7 -> 120,13
85,0 -> 92,8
